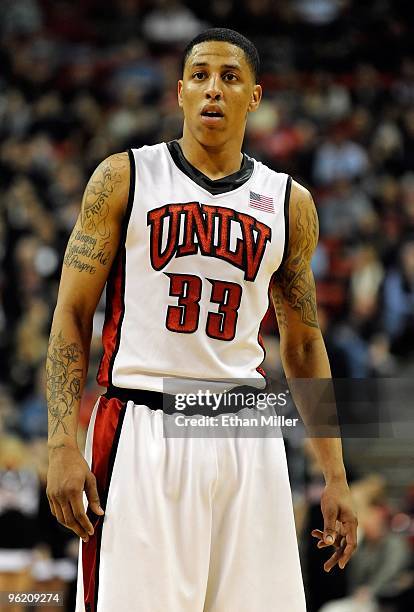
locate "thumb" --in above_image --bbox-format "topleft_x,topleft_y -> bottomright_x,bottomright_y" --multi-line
85,471 -> 104,515
322,500 -> 338,545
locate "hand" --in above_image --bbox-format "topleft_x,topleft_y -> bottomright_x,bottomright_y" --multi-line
311,478 -> 358,572
47,445 -> 104,542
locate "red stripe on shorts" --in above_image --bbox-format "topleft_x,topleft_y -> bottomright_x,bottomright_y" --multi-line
82,395 -> 126,612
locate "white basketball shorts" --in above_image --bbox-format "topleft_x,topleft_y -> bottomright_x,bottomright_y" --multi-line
75,391 -> 307,611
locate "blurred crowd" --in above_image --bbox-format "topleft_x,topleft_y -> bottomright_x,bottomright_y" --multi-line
0,0 -> 414,610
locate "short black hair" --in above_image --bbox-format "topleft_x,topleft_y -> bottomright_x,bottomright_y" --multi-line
182,28 -> 260,82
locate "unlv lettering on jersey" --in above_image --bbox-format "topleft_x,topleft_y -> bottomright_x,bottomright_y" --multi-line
147,202 -> 272,282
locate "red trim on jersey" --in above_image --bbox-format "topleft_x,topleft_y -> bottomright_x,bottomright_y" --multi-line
256,270 -> 278,379
82,396 -> 126,612
255,328 -> 267,378
96,252 -> 124,387
97,148 -> 135,388
256,330 -> 267,378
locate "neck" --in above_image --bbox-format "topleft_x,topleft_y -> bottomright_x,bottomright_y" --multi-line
178,125 -> 244,180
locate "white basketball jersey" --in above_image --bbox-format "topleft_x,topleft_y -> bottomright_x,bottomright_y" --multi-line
97,143 -> 291,392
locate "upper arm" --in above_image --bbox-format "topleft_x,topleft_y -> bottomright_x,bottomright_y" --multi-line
55,152 -> 131,319
270,179 -> 320,349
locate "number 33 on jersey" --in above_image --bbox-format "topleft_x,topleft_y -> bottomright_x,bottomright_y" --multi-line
97,143 -> 291,392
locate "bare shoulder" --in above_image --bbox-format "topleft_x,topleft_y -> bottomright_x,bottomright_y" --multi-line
81,152 -> 131,229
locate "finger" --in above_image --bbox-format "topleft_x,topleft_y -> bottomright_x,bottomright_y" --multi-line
338,525 -> 358,569
53,501 -> 66,526
85,472 -> 104,516
338,542 -> 355,569
318,538 -> 340,549
324,540 -> 346,572
48,497 -> 57,518
324,548 -> 343,572
312,528 -> 342,548
70,493 -> 95,536
61,501 -> 88,540
322,500 -> 338,545
61,502 -> 90,541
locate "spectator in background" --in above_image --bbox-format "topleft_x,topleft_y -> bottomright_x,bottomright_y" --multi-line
349,246 -> 383,309
0,436 -> 40,611
143,0 -> 206,44
20,365 -> 48,440
318,178 -> 375,240
383,238 -> 414,356
293,0 -> 345,27
313,126 -> 369,186
303,72 -> 351,124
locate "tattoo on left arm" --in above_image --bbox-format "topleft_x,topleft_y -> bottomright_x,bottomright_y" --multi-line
273,190 -> 319,329
273,290 -> 288,329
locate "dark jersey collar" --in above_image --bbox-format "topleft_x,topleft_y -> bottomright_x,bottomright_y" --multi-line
166,140 -> 254,196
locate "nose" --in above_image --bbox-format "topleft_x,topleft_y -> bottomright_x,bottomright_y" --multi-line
205,74 -> 222,100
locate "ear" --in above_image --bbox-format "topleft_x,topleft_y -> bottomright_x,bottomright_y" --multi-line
248,84 -> 262,113
177,80 -> 183,108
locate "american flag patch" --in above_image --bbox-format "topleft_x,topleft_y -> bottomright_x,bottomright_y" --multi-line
249,191 -> 275,213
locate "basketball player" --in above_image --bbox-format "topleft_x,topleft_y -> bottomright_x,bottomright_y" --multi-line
46,29 -> 357,611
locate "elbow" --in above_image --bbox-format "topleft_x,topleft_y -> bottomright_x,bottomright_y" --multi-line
280,333 -> 325,367
52,303 -> 94,335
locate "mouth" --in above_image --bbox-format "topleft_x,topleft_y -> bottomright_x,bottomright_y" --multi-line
200,109 -> 224,126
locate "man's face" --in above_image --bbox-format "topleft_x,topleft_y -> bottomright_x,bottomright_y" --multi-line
178,41 -> 262,147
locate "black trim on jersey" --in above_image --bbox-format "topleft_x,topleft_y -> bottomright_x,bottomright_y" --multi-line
166,140 -> 254,195
94,402 -> 127,612
107,149 -> 136,386
280,175 -> 292,267
257,176 -> 292,380
105,386 -> 177,412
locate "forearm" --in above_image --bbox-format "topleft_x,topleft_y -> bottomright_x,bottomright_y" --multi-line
281,334 -> 346,483
46,307 -> 92,450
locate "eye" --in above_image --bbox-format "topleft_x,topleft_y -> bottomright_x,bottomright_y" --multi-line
223,73 -> 238,82
193,72 -> 206,80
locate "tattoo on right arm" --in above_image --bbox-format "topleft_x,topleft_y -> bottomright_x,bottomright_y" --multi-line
63,154 -> 127,274
81,154 -> 125,235
46,332 -> 83,438
63,230 -> 111,274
